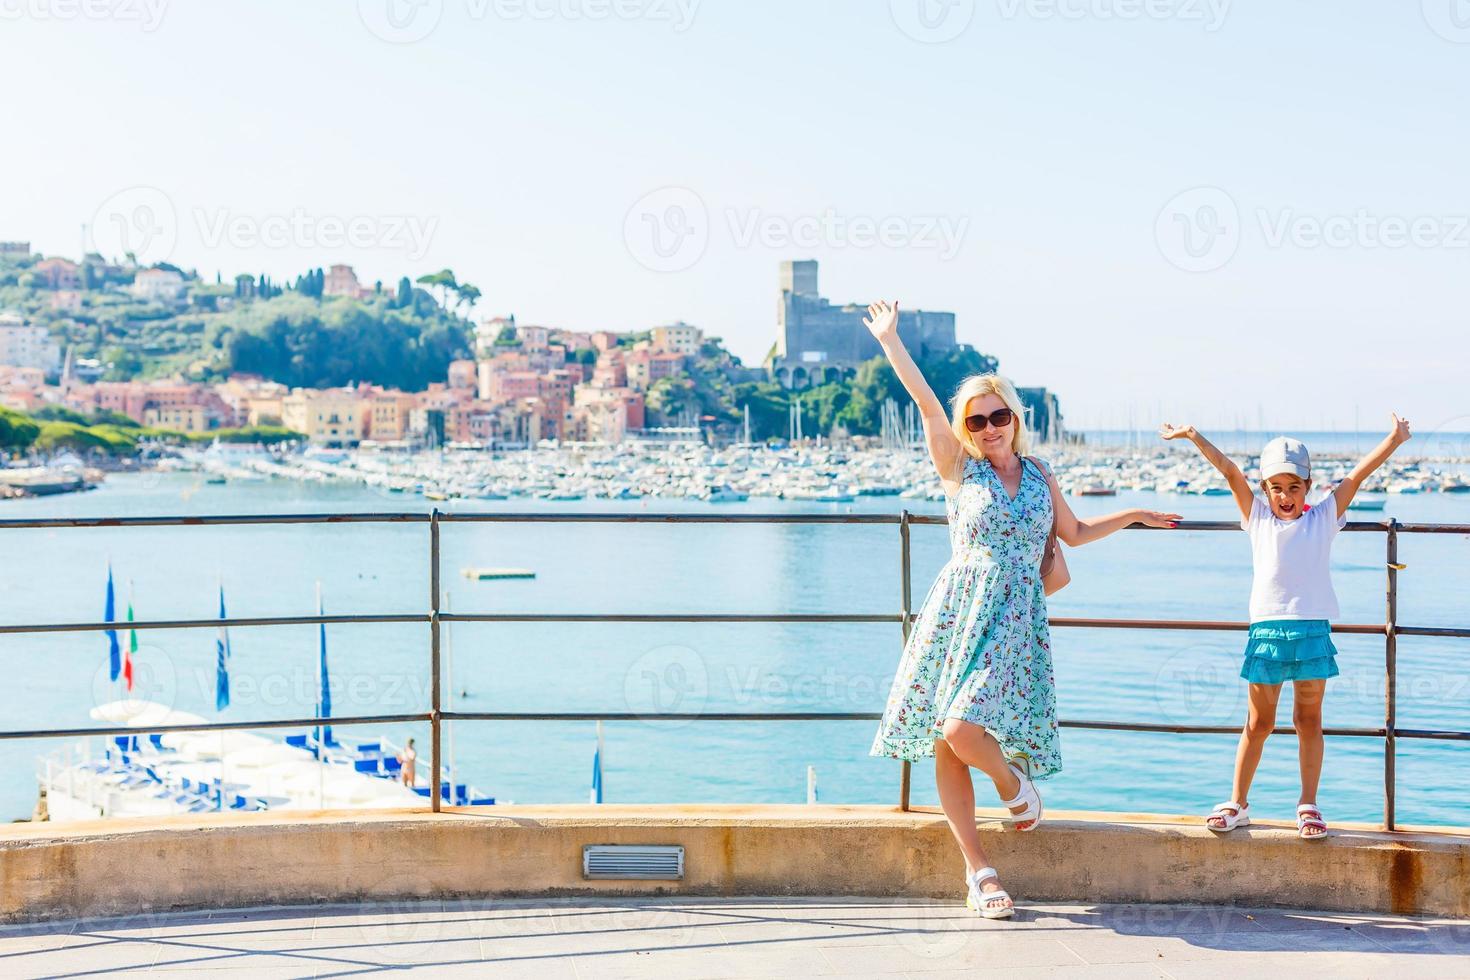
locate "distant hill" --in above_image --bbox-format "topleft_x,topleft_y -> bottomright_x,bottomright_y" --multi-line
0,255 -> 474,390
1,251 -> 1010,442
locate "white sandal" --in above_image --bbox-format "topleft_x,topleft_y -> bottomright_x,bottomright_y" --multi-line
965,866 -> 1015,919
1205,800 -> 1249,832
1297,804 -> 1328,840
1000,761 -> 1042,832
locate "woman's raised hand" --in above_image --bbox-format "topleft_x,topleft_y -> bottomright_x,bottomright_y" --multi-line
1135,510 -> 1183,529
1158,422 -> 1196,441
863,300 -> 899,340
1389,412 -> 1412,446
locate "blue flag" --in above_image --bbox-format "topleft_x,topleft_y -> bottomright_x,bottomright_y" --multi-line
590,721 -> 604,804
215,584 -> 231,711
104,565 -> 120,682
317,588 -> 332,746
591,743 -> 603,804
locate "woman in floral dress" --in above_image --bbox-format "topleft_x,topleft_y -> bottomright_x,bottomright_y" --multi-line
862,300 -> 1180,918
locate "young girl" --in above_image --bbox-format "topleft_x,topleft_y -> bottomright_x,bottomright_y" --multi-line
1160,415 -> 1412,839
864,300 -> 1182,918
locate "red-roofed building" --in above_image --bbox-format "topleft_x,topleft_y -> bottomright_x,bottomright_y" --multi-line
33,258 -> 80,290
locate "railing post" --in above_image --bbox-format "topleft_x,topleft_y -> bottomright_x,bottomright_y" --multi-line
899,510 -> 912,811
430,509 -> 443,813
1384,519 -> 1399,831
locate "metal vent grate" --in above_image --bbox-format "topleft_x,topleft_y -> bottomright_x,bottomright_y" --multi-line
582,844 -> 685,880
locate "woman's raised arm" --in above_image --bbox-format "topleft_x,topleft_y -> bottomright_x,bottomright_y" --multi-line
862,300 -> 965,486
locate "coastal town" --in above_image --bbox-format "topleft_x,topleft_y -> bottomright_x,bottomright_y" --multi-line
2,247 -> 1465,503
0,250 -> 1060,456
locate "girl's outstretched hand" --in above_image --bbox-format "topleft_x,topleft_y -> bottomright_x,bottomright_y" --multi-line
1159,423 -> 1196,441
1136,510 -> 1183,529
1389,412 -> 1412,446
863,300 -> 899,340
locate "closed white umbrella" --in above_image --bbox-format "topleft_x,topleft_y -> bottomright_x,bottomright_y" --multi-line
132,708 -> 209,730
90,700 -> 207,729
227,743 -> 314,768
160,730 -> 263,759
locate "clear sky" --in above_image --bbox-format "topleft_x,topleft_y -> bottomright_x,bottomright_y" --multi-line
3,0 -> 1467,432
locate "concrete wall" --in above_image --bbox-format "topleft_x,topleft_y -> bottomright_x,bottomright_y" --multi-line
2,805 -> 1467,923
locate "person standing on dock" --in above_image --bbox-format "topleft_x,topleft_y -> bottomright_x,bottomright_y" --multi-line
1161,415 -> 1412,840
864,300 -> 1182,919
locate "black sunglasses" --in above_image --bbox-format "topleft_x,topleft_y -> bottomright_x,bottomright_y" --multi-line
964,408 -> 1016,432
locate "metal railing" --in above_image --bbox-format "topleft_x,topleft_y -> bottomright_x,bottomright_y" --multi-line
1,510 -> 1466,831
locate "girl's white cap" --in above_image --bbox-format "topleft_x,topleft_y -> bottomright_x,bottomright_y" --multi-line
1261,437 -> 1310,479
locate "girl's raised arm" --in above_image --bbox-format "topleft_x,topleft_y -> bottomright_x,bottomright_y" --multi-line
1333,413 -> 1411,517
862,300 -> 965,487
1160,423 -> 1254,522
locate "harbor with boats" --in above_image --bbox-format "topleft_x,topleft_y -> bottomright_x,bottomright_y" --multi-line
169,434 -> 1470,505
2,435 -> 1467,829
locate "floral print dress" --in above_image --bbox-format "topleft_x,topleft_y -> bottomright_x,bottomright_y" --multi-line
869,453 -> 1061,777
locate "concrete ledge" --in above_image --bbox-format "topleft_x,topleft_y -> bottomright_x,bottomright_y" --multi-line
3,805 -> 1467,923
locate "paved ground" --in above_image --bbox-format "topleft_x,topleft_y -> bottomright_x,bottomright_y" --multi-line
2,896 -> 1468,979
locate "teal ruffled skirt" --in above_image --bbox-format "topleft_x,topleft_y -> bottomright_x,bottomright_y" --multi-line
1241,619 -> 1339,684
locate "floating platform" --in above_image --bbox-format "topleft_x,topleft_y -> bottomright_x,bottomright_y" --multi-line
462,567 -> 536,580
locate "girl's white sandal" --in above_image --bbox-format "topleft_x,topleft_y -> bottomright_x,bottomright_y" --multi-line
1297,804 -> 1328,840
1205,801 -> 1249,832
1000,761 -> 1043,832
966,866 -> 1015,919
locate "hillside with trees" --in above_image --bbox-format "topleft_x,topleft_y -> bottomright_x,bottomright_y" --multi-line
2,249 -> 1010,444
0,252 -> 477,390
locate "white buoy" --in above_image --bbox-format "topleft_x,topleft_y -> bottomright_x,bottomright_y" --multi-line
806,765 -> 817,804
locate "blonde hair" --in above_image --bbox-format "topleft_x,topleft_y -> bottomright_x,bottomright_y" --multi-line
949,374 -> 1031,458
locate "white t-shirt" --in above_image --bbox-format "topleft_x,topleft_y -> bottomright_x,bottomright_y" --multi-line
1242,494 -> 1346,622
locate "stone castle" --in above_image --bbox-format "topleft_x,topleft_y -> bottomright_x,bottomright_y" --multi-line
761,260 -> 1063,442
763,260 -> 957,389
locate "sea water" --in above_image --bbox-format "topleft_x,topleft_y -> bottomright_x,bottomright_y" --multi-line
1,468 -> 1466,827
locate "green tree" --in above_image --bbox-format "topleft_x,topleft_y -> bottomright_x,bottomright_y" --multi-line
34,421 -> 114,454
102,345 -> 143,381
220,293 -> 470,390
416,269 -> 458,311
732,382 -> 790,441
646,377 -> 698,424
32,405 -> 92,425
0,407 -> 41,452
454,282 -> 481,317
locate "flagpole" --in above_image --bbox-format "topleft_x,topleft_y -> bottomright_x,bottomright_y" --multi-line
316,579 -> 325,811
591,719 -> 605,804
125,578 -> 135,704
445,593 -> 455,805
124,578 -> 131,705
218,572 -> 225,812
105,561 -> 120,705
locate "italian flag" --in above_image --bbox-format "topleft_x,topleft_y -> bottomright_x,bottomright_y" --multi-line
123,586 -> 136,692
